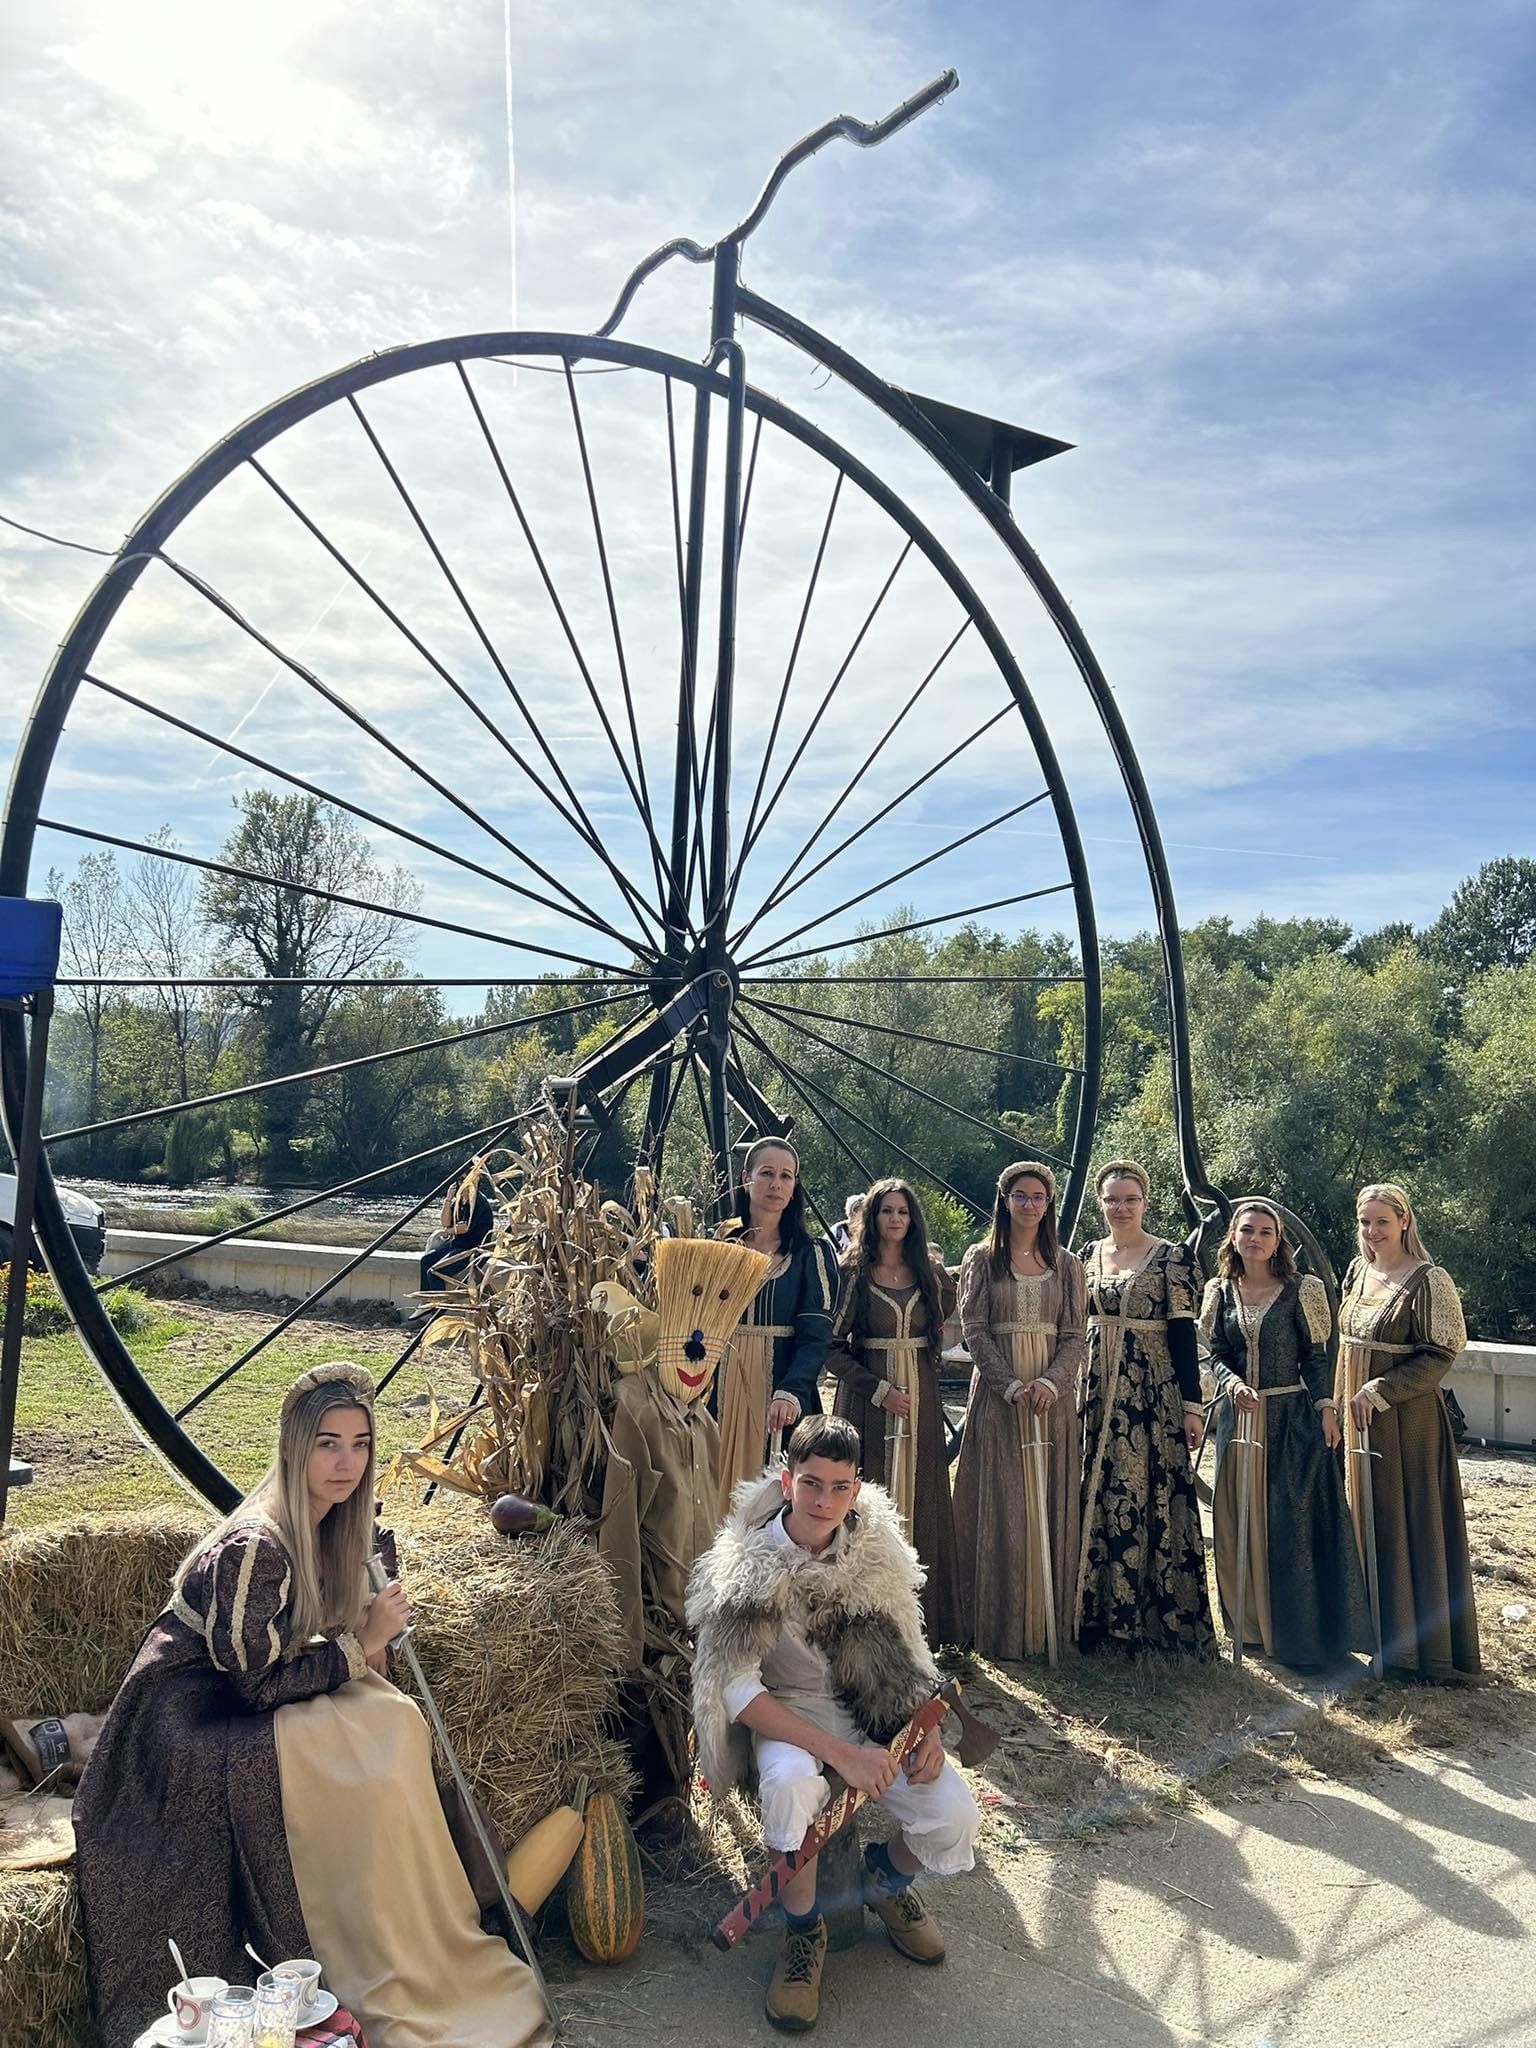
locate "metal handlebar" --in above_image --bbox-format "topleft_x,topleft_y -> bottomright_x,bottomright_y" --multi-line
595,69 -> 960,338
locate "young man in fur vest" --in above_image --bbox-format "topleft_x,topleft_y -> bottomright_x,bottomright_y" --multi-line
687,1413 -> 978,2031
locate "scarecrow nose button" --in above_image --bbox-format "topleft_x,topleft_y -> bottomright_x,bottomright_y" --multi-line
685,1329 -> 707,1361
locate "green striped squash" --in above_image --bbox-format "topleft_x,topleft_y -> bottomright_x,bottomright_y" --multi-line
566,1789 -> 644,1963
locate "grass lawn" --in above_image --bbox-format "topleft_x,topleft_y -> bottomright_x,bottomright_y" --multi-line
8,1296 -> 473,1525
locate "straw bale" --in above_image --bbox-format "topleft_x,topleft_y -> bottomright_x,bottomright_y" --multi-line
0,1507 -> 209,1716
0,1868 -> 87,2048
392,1511 -> 636,1843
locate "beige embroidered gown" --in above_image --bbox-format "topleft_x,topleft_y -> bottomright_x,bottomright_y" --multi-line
1336,1258 -> 1480,1679
951,1247 -> 1087,1658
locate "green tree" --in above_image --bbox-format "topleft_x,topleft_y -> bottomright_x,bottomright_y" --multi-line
199,794 -> 420,1176
1428,858 -> 1536,978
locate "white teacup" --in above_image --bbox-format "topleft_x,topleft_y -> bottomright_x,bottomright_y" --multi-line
274,1959 -> 322,2017
169,1977 -> 228,2043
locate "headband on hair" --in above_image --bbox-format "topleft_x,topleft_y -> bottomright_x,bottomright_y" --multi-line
1000,1159 -> 1057,1200
1095,1158 -> 1150,1199
281,1362 -> 376,1420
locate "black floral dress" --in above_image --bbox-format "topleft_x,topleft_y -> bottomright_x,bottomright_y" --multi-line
1076,1239 -> 1216,1657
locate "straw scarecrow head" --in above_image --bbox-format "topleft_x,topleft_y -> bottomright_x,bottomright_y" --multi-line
653,1236 -> 773,1404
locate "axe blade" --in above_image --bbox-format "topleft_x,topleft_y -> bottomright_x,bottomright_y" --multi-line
942,1680 -> 1001,1768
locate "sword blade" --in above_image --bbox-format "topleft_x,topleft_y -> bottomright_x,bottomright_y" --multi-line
1023,1405 -> 1058,1667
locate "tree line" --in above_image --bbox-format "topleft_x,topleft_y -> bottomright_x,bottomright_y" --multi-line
29,792 -> 1536,1339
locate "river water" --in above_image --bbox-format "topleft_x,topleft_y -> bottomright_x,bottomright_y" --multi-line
67,1176 -> 420,1231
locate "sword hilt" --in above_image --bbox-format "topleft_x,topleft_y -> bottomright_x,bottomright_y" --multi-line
365,1551 -> 415,1648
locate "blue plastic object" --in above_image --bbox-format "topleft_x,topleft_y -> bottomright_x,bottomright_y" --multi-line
0,897 -> 63,999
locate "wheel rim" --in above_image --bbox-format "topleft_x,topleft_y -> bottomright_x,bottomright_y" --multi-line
2,330 -> 1100,1506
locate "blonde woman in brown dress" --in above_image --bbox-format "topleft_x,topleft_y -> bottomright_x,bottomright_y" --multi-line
952,1161 -> 1087,1659
830,1177 -> 963,1645
1077,1161 -> 1215,1657
1338,1183 -> 1480,1680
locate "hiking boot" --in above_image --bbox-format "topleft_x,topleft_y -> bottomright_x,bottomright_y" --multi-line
765,1915 -> 827,2031
861,1861 -> 946,1964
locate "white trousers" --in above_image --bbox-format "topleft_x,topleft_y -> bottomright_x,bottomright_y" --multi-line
753,1733 -> 979,1876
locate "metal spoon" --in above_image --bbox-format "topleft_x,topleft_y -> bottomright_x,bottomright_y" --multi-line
168,1939 -> 190,1986
244,1941 -> 270,1974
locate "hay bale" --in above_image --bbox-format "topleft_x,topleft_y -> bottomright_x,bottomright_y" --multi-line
395,1513 -> 637,1844
0,1508 -> 209,1715
0,1869 -> 87,2048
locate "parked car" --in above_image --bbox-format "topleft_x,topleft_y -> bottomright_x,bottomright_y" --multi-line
0,1174 -> 106,1275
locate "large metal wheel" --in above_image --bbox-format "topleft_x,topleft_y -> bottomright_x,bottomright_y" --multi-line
2,325 -> 1106,1508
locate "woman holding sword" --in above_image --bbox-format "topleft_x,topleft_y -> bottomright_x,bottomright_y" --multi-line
952,1160 -> 1087,1662
73,1362 -> 553,2048
1337,1184 -> 1480,1681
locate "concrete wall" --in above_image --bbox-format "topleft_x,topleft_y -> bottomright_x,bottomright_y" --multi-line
101,1229 -> 419,1310
1446,1341 -> 1536,1446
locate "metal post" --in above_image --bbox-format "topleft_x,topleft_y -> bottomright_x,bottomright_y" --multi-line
702,239 -> 747,1202
1,988 -> 52,1524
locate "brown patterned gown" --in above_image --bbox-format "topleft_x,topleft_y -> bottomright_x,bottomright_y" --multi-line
950,1248 -> 1087,1659
830,1267 -> 964,1647
1337,1258 -> 1481,1679
72,1519 -> 364,2048
1077,1239 -> 1216,1657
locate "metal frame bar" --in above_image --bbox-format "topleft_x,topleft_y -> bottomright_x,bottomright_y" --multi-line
0,989 -> 50,1524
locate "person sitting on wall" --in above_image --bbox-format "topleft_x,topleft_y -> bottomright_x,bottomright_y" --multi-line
687,1413 -> 979,2033
418,1173 -> 497,1296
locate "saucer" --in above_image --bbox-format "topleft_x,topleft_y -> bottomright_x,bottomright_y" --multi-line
133,2020 -> 202,2048
297,1990 -> 339,2031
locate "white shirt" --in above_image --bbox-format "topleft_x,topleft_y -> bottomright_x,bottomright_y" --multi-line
722,1508 -> 854,1736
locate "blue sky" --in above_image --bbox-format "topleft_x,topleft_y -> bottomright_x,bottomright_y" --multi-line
1,0 -> 1531,993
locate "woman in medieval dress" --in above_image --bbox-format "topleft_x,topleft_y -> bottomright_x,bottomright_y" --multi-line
1201,1199 -> 1371,1668
1077,1161 -> 1215,1657
72,1362 -> 552,2048
1337,1183 -> 1480,1680
830,1177 -> 964,1646
951,1160 -> 1087,1660
716,1137 -> 840,1513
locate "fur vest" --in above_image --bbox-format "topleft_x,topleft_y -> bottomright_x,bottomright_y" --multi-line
686,1474 -> 939,1797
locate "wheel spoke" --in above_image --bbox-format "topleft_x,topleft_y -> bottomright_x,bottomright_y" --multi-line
45,990 -> 642,1148
459,364 -> 684,919
97,1109 -> 538,1294
747,992 -> 1082,1076
733,704 -> 1018,946
173,996 -> 649,1418
739,881 -> 1076,973
726,470 -> 843,924
744,789 -> 1053,959
158,543 -> 655,952
740,528 -> 911,893
84,673 -> 648,957
736,617 -> 972,930
730,1013 -> 875,1189
38,819 -> 646,978
730,1010 -> 982,1216
61,975 -> 626,990
741,997 -> 1073,1170
740,973 -> 1083,987
348,393 -> 671,947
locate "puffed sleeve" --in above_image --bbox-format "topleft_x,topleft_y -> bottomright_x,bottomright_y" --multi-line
1044,1252 -> 1086,1396
1294,1275 -> 1334,1408
202,1530 -> 362,1711
1163,1242 -> 1203,1409
828,1265 -> 883,1404
1200,1278 -> 1242,1398
773,1236 -> 839,1418
957,1244 -> 1020,1403
1360,1266 -> 1466,1410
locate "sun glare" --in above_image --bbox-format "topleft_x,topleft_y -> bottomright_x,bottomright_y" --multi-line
58,0 -> 327,157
